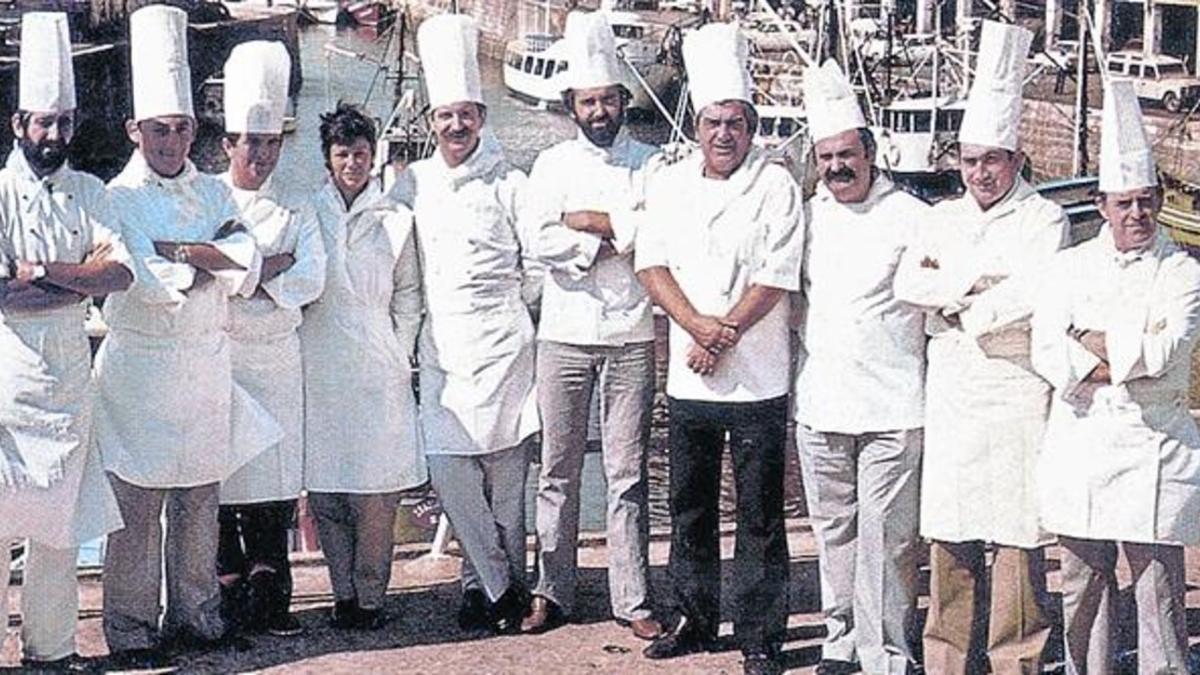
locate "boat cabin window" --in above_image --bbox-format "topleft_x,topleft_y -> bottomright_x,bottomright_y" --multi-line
506,50 -> 522,69
760,117 -> 776,135
543,60 -> 556,78
557,61 -> 568,74
613,25 -> 644,39
935,109 -> 963,132
1108,59 -> 1126,74
524,56 -> 534,73
777,118 -> 797,137
534,58 -> 546,76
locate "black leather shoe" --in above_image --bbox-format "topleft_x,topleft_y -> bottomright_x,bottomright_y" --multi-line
103,648 -> 169,670
815,658 -> 861,675
491,585 -> 530,635
642,615 -> 713,660
354,606 -> 387,630
330,599 -> 359,629
19,653 -> 93,672
457,589 -> 491,632
266,612 -> 304,637
744,652 -> 784,675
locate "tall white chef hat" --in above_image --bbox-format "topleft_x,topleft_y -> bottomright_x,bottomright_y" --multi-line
418,14 -> 484,110
223,41 -> 291,135
19,12 -> 75,112
130,4 -> 193,121
803,59 -> 866,144
560,11 -> 627,94
1099,80 -> 1157,193
958,20 -> 1032,151
682,22 -> 754,116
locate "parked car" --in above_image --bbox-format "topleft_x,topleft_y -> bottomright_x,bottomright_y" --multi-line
1032,39 -> 1098,73
660,0 -> 700,12
1106,51 -> 1200,112
743,18 -> 816,54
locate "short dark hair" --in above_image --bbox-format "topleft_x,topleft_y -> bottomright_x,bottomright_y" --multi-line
319,103 -> 376,168
856,127 -> 877,157
560,85 -> 631,112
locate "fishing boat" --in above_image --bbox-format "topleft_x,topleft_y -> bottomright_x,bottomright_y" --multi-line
1159,175 -> 1200,251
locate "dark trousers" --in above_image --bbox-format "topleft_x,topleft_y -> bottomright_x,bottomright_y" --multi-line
217,500 -> 295,613
666,395 -> 790,655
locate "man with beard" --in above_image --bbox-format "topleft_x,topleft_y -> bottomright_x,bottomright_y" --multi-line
1030,80 -> 1200,675
0,12 -> 132,668
393,14 -> 539,635
793,60 -> 928,675
635,23 -> 802,675
216,41 -> 326,638
94,6 -> 278,664
893,21 -> 1069,674
518,11 -> 661,639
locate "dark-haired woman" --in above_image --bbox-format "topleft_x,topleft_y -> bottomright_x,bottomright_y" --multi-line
300,104 -> 425,630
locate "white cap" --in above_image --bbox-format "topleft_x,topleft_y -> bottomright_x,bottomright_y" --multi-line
560,11 -> 627,94
223,41 -> 291,135
20,12 -> 75,112
1099,80 -> 1156,193
418,14 -> 483,110
130,4 -> 193,121
683,22 -> 754,115
803,60 -> 866,144
958,20 -> 1031,151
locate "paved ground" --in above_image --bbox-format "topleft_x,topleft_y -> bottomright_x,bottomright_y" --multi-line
4,520 -> 1200,674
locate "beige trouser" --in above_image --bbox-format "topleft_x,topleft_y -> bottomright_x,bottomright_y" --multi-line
307,491 -> 401,611
1059,537 -> 1187,675
102,475 -> 224,652
922,541 -> 1052,675
0,540 -> 78,661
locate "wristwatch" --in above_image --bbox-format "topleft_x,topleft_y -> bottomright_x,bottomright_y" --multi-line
172,245 -> 190,265
30,263 -> 47,281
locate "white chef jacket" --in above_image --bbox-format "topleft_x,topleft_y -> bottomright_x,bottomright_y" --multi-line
301,178 -> 424,493
521,128 -> 658,346
0,148 -> 129,546
95,152 -> 280,489
220,172 -> 326,504
393,132 -> 540,456
1032,226 -> 1200,545
894,177 -> 1069,547
634,147 -> 804,403
793,176 -> 928,433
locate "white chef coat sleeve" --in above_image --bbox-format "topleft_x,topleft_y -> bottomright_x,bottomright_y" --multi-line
261,204 -> 327,310
209,228 -> 264,299
520,151 -> 602,279
1107,251 -> 1200,385
960,204 -> 1070,337
505,169 -> 543,308
89,190 -> 134,274
749,170 -> 803,292
111,207 -> 194,306
1030,250 -> 1102,394
633,199 -> 669,274
607,155 -> 660,256
892,217 -> 979,313
390,219 -> 422,361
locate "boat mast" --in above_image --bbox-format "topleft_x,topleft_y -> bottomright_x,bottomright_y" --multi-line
1072,0 -> 1091,177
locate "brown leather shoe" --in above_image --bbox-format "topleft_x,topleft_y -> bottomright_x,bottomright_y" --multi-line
520,595 -> 565,634
628,617 -> 664,640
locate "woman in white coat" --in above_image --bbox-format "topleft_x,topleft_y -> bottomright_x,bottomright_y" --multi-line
300,104 -> 424,631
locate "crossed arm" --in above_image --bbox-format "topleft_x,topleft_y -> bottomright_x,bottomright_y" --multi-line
1,241 -> 133,311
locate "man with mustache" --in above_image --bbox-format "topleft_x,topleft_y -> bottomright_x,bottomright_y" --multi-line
1031,81 -> 1200,675
792,60 -> 928,675
393,15 -> 539,635
94,6 -> 278,665
893,21 -> 1069,674
215,41 -> 326,638
0,13 -> 133,669
635,23 -> 802,675
518,11 -> 661,639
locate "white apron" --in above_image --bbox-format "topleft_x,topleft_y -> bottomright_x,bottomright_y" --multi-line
221,174 -> 326,504
301,179 -> 425,493
96,154 -> 281,489
394,133 -> 539,456
1033,229 -> 1200,545
894,180 -> 1069,547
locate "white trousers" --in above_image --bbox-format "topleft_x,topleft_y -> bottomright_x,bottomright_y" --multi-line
797,426 -> 922,674
1,540 -> 77,661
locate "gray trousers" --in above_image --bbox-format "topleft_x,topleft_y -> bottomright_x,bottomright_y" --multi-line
428,445 -> 528,602
102,475 -> 224,651
1059,537 -> 1188,675
1,540 -> 78,661
797,426 -> 922,674
307,491 -> 400,611
532,340 -> 654,621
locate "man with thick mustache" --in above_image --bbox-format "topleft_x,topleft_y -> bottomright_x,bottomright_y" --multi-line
393,15 -> 539,635
95,6 -> 278,664
893,21 -> 1069,674
0,13 -> 133,668
215,41 -> 326,638
634,23 -> 802,675
793,60 -> 928,675
1031,81 -> 1200,675
518,11 -> 661,639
